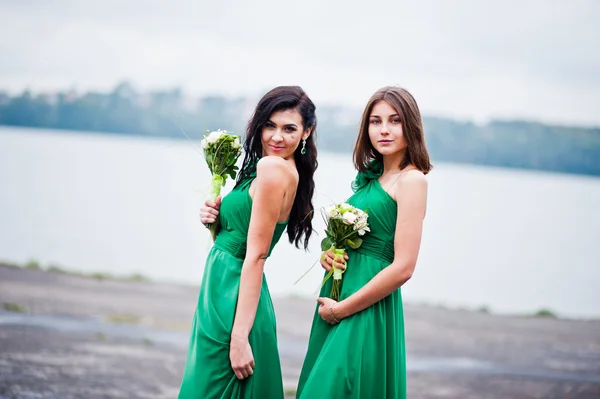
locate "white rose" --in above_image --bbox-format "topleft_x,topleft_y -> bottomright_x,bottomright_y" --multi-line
342,212 -> 357,225
232,137 -> 241,149
201,138 -> 208,149
206,131 -> 222,144
358,226 -> 370,236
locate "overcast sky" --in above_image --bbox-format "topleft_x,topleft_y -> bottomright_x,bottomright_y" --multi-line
1,0 -> 599,125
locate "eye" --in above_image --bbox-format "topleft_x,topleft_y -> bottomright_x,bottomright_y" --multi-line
265,122 -> 275,129
370,119 -> 380,125
391,118 -> 401,124
284,126 -> 297,133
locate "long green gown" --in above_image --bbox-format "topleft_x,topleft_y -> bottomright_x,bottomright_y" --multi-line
297,162 -> 407,399
178,172 -> 288,399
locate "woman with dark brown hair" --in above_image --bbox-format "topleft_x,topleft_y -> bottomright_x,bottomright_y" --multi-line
178,86 -> 318,399
297,86 -> 431,399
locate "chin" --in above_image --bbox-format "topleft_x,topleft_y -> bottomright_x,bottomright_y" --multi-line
266,151 -> 291,159
375,147 -> 394,155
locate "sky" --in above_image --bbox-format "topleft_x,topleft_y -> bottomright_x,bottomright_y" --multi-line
1,0 -> 599,126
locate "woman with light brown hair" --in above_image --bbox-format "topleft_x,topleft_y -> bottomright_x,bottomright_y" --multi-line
297,86 -> 431,399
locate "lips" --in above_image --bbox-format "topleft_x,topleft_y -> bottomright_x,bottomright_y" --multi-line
269,144 -> 285,151
378,140 -> 393,143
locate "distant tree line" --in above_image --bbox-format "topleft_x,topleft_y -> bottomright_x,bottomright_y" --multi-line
1,82 -> 599,176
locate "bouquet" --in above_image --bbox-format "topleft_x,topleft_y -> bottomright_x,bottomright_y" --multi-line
201,129 -> 242,240
320,203 -> 370,300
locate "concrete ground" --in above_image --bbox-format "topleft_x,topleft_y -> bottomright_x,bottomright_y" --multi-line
1,265 -> 599,399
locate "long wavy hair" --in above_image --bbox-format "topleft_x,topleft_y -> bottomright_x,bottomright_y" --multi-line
236,86 -> 318,249
354,86 -> 432,174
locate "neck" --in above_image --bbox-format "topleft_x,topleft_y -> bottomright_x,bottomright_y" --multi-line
382,149 -> 405,175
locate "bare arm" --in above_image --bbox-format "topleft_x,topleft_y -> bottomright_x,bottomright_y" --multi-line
334,171 -> 428,319
229,156 -> 292,378
232,157 -> 290,335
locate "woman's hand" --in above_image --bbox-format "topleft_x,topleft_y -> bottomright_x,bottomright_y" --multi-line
229,333 -> 255,380
317,297 -> 343,325
320,249 -> 348,272
200,196 -> 222,226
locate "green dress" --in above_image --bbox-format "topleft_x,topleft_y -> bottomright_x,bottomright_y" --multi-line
297,163 -> 407,399
178,172 -> 288,399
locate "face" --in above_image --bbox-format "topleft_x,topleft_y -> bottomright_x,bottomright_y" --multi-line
261,109 -> 311,159
368,100 -> 407,156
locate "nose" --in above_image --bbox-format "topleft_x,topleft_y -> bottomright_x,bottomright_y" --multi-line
272,129 -> 284,142
380,123 -> 390,135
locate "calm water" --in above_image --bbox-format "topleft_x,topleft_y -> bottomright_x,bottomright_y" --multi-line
1,126 -> 599,318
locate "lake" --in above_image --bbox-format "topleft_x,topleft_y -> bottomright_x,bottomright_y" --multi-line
1,126 -> 599,318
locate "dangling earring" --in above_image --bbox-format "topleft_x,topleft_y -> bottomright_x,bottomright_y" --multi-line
301,138 -> 307,155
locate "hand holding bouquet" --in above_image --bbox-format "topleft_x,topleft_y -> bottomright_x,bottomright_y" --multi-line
321,203 -> 370,300
201,129 -> 242,240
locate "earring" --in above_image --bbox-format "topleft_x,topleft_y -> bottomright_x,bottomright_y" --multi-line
301,138 -> 307,155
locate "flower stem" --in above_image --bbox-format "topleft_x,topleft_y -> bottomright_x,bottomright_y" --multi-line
206,174 -> 225,241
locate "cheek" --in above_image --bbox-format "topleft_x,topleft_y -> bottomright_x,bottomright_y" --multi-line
367,125 -> 377,138
394,126 -> 405,139
368,129 -> 379,145
286,134 -> 299,147
261,129 -> 270,144
397,132 -> 408,148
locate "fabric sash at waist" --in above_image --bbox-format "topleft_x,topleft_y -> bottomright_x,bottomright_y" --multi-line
214,232 -> 247,259
350,239 -> 395,264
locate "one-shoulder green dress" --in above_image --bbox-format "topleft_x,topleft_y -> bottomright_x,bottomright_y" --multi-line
297,163 -> 407,399
178,172 -> 288,399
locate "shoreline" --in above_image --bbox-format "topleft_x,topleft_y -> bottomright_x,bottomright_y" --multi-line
1,260 -> 593,322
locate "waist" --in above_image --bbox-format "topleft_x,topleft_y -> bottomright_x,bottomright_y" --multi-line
214,232 -> 247,259
350,239 -> 395,264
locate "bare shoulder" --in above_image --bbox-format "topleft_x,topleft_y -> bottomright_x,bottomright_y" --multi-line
392,169 -> 428,200
403,169 -> 427,185
256,156 -> 297,186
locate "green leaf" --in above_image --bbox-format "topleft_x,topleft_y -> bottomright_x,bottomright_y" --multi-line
321,237 -> 333,251
346,237 -> 363,249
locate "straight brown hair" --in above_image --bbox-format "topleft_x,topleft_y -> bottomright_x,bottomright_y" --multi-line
353,86 -> 432,174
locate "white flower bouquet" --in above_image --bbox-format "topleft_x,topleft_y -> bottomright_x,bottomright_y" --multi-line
201,129 -> 242,240
320,203 -> 370,300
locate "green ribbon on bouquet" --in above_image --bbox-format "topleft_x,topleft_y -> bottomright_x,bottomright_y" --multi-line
321,247 -> 347,301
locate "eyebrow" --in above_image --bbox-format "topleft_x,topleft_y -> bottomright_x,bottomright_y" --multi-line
370,114 -> 400,118
267,120 -> 299,128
